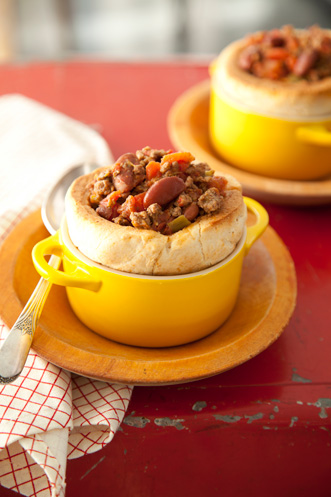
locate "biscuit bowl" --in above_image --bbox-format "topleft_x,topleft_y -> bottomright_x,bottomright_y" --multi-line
210,25 -> 331,180
32,196 -> 268,348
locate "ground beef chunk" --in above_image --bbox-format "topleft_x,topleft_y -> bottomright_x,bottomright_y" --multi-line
160,160 -> 181,176
177,192 -> 193,207
136,150 -> 146,161
112,215 -> 131,226
196,176 -> 214,188
130,211 -> 152,229
186,186 -> 202,202
96,179 -> 112,195
90,179 -> 113,204
96,167 -> 112,181
198,187 -> 223,214
132,163 -> 146,186
112,161 -> 135,192
186,162 -> 213,180
118,195 -> 135,220
131,182 -> 148,194
185,176 -> 194,188
146,203 -> 163,223
146,203 -> 171,232
197,162 -> 213,174
167,204 -> 182,218
136,147 -> 168,161
197,179 -> 214,193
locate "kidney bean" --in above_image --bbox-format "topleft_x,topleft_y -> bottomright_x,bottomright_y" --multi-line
143,177 -> 186,209
264,29 -> 285,47
183,203 -> 199,221
293,49 -> 318,76
112,164 -> 135,193
96,201 -> 119,221
116,153 -> 140,165
265,47 -> 289,60
238,46 -> 261,71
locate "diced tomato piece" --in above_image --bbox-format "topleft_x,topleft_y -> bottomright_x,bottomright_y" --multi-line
253,59 -> 288,80
133,192 -> 146,212
127,196 -> 136,212
119,193 -> 146,217
107,190 -> 122,206
210,176 -> 228,192
179,163 -> 191,173
102,190 -> 121,207
118,196 -> 134,218
265,47 -> 289,60
146,161 -> 161,180
160,151 -> 195,169
177,195 -> 188,208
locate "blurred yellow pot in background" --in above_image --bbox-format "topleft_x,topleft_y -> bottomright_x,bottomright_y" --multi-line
209,40 -> 331,181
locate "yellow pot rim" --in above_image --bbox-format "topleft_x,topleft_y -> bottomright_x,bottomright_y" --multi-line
211,82 -> 331,123
32,197 -> 268,287
60,217 -> 247,280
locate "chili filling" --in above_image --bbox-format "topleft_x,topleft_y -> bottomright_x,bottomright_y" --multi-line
238,25 -> 331,82
88,147 -> 228,235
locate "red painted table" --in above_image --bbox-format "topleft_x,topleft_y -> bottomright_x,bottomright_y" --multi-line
0,61 -> 330,497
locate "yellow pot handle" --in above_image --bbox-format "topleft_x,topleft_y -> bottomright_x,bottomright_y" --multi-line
296,124 -> 331,146
32,231 -> 102,292
244,197 -> 269,254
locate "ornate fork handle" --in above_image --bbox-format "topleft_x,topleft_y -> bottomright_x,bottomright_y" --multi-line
0,255 -> 61,384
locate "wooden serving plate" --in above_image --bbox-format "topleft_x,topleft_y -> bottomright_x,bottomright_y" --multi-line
168,80 -> 331,206
0,211 -> 297,386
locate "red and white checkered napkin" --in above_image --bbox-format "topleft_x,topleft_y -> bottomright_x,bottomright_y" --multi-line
0,95 -> 133,497
0,324 -> 133,497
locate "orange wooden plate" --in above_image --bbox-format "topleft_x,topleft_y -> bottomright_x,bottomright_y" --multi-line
0,211 -> 296,386
168,80 -> 331,205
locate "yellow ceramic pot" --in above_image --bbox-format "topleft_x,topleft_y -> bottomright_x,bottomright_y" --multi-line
32,197 -> 268,348
210,71 -> 331,181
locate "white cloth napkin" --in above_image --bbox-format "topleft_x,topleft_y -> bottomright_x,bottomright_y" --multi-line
0,94 -> 133,497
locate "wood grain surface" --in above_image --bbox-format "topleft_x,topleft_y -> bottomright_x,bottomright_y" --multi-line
168,80 -> 331,205
0,210 -> 297,385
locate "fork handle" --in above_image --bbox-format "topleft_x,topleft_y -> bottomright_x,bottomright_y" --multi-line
0,255 -> 61,384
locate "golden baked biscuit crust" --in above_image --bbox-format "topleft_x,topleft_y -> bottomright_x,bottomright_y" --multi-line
65,167 -> 246,276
